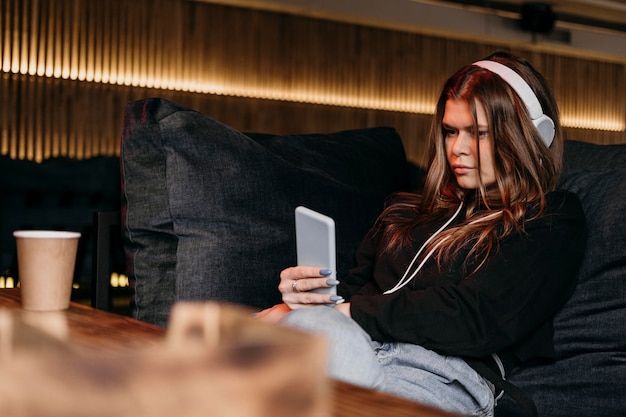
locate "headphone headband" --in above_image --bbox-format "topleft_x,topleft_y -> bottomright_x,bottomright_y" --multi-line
473,60 -> 554,147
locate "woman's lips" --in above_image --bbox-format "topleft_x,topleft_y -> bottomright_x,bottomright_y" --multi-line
453,164 -> 473,174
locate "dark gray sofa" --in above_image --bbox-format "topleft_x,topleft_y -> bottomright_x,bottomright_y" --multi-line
499,141 -> 626,416
121,98 -> 625,417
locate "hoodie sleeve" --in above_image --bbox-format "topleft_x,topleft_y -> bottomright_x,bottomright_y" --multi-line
348,192 -> 587,359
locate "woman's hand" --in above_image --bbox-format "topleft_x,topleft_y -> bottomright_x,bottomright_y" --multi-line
255,300 -> 351,323
334,301 -> 352,318
279,266 -> 343,309
254,266 -> 346,323
255,303 -> 292,323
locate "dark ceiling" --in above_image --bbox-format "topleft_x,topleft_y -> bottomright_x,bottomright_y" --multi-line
436,1 -> 626,33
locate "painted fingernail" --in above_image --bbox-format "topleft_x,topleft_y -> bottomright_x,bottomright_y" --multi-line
334,298 -> 345,305
320,269 -> 332,276
326,279 -> 340,286
330,295 -> 343,302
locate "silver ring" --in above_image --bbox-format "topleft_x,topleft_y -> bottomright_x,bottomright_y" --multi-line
292,280 -> 300,293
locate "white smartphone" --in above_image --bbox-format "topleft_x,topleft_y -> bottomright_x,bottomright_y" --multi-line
295,206 -> 337,295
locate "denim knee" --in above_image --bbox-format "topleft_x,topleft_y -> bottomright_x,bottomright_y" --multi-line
282,306 -> 386,389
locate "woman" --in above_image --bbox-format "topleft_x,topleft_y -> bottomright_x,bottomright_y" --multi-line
257,52 -> 586,417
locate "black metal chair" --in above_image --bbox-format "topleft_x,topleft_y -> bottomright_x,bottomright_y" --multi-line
90,211 -> 122,311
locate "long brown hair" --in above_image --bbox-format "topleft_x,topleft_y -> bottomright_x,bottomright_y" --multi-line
379,52 -> 563,271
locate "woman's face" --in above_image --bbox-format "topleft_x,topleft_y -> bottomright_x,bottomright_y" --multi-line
443,99 -> 496,190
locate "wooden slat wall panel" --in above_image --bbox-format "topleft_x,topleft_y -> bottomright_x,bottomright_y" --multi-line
0,0 -> 624,165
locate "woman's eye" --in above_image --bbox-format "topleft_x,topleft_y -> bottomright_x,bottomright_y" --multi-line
444,129 -> 457,137
478,130 -> 489,138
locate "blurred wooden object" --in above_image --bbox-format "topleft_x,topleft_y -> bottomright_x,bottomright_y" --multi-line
0,298 -> 329,417
0,289 -> 459,417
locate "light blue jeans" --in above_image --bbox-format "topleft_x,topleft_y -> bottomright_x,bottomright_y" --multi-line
282,306 -> 495,417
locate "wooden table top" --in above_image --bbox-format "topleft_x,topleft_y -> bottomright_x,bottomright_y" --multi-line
0,289 -> 457,417
0,289 -> 163,350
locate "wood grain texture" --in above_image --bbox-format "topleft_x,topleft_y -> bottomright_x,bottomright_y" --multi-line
0,289 -> 163,350
0,0 -> 624,166
0,295 -> 331,417
0,289 -> 460,416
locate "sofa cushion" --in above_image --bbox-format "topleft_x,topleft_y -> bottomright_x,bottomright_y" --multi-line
121,98 -> 411,327
564,140 -> 626,172
502,167 -> 626,416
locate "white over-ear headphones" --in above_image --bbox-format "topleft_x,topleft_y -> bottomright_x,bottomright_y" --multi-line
473,60 -> 555,147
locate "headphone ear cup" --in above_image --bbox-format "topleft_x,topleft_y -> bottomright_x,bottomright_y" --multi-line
533,114 -> 555,147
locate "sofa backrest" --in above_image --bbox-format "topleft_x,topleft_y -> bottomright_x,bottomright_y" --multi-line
502,140 -> 626,417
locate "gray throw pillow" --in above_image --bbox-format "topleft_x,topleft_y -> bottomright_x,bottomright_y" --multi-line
121,98 -> 411,327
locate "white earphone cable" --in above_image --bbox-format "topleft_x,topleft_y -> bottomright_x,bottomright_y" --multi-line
384,205 -> 503,295
384,202 -> 464,295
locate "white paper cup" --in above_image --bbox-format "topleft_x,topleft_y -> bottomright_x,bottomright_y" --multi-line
13,231 -> 81,311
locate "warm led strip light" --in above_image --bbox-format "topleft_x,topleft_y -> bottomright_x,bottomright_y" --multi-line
560,115 -> 626,132
4,64 -> 624,132
2,0 -> 625,134
5,64 -> 436,115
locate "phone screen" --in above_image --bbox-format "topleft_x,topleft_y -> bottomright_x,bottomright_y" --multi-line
295,206 -> 337,295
